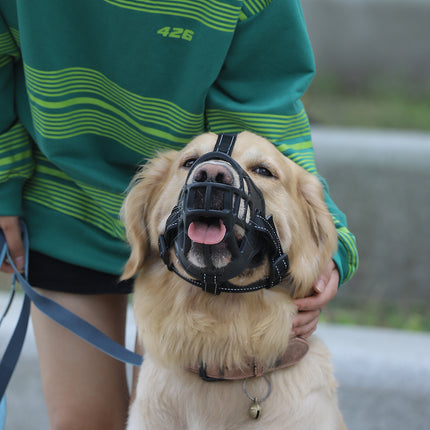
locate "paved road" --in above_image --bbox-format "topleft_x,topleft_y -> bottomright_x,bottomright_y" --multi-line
1,293 -> 430,430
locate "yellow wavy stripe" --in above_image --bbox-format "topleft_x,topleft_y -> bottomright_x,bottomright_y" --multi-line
30,102 -> 181,158
285,152 -> 317,174
0,55 -> 11,68
78,183 -> 124,215
24,65 -> 203,135
337,227 -> 359,282
32,150 -> 123,216
0,32 -> 15,51
0,164 -> 33,182
0,149 -> 32,167
24,177 -> 124,238
104,0 -> 241,32
34,164 -> 123,215
0,123 -> 33,181
25,65 -> 204,153
207,108 -> 311,142
242,0 -> 271,16
0,126 -> 30,154
206,107 -> 315,171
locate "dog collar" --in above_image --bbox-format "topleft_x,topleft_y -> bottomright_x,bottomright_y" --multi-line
187,336 -> 309,382
158,133 -> 290,295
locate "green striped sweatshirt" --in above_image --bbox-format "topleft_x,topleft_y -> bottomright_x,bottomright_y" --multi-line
0,0 -> 358,284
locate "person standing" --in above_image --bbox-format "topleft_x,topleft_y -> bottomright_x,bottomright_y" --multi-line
0,1 -> 358,428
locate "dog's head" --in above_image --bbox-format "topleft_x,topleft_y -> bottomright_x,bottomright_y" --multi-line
122,131 -> 337,298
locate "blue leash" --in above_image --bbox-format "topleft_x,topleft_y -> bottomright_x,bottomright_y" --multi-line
0,222 -> 143,420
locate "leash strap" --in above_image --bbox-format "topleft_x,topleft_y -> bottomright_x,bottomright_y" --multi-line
0,222 -> 142,403
0,222 -> 31,406
0,394 -> 5,430
14,269 -> 143,366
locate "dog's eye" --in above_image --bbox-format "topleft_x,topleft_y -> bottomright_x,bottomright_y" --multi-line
253,166 -> 274,177
182,158 -> 197,169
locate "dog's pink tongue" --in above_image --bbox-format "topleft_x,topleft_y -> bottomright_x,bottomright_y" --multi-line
188,220 -> 226,245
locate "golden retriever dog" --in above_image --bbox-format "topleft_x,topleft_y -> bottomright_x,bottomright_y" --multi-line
122,131 -> 346,429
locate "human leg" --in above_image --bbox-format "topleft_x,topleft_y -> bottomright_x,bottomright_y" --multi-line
31,290 -> 130,430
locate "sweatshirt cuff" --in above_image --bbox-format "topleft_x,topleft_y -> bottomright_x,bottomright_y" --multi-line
332,241 -> 348,288
0,179 -> 26,216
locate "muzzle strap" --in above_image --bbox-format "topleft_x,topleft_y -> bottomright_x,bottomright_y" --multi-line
159,210 -> 290,295
252,214 -> 290,288
214,133 -> 237,155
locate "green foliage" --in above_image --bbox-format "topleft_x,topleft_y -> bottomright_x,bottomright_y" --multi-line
322,301 -> 430,332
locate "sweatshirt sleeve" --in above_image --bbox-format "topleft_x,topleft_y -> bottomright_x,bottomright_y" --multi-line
206,0 -> 358,285
0,15 -> 33,216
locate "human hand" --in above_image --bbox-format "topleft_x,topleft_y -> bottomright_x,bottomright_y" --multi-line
292,260 -> 339,338
0,216 -> 25,273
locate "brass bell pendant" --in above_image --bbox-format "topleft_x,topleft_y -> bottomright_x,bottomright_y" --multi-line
248,399 -> 262,420
243,375 -> 271,420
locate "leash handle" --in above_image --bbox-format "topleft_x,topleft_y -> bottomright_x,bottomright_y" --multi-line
0,222 -> 142,403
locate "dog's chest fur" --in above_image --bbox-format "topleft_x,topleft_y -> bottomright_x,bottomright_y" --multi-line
128,336 -> 343,430
129,264 -> 345,429
133,259 -> 297,371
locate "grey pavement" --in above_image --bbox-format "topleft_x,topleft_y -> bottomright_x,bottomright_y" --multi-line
2,292 -> 430,430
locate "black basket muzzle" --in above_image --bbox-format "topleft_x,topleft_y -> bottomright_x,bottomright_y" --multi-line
176,149 -> 265,282
158,134 -> 289,294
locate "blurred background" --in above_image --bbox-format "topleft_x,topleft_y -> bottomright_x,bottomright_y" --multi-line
301,0 -> 430,331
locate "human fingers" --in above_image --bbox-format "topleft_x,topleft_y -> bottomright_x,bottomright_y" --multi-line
313,259 -> 336,294
294,291 -> 328,312
0,216 -> 25,274
294,263 -> 339,312
292,309 -> 320,338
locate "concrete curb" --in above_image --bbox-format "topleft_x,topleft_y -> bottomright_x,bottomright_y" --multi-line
312,126 -> 430,168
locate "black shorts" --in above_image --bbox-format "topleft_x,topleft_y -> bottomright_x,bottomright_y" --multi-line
28,250 -> 134,295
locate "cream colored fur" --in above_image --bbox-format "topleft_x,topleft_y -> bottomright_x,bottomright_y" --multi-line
122,132 -> 346,429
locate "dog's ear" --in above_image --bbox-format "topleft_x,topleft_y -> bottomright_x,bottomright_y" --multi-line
121,151 -> 177,280
288,172 -> 338,296
298,174 -> 335,246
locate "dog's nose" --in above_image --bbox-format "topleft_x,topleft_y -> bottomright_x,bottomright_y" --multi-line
192,162 -> 234,185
